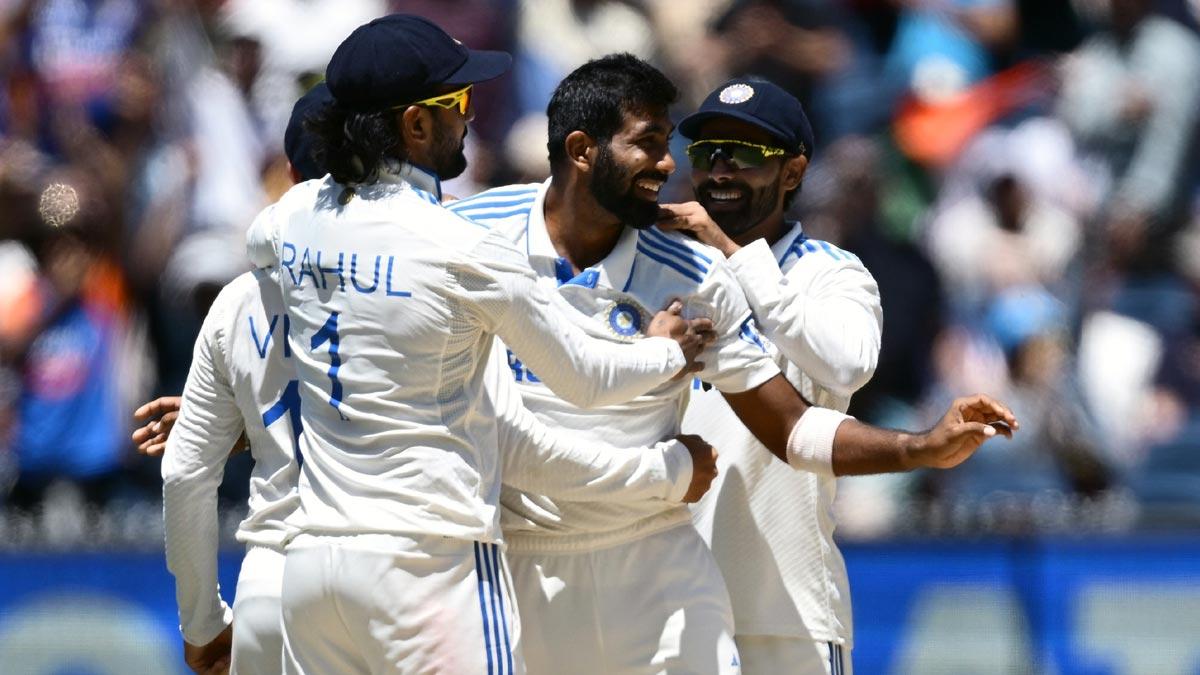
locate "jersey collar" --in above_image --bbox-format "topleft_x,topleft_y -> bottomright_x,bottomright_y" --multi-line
377,161 -> 443,202
772,221 -> 807,267
524,180 -> 639,290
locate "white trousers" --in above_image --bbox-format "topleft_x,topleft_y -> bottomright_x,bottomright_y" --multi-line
231,545 -> 286,675
733,636 -> 852,675
508,523 -> 740,675
280,534 -> 521,675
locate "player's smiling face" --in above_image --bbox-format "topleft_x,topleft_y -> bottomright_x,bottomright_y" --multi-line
690,118 -> 789,238
589,107 -> 675,230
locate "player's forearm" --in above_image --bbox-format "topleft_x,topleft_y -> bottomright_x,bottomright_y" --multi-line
828,419 -> 919,476
499,402 -> 690,502
498,291 -> 685,408
162,452 -> 231,645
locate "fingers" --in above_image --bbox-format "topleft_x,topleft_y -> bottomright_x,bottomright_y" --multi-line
660,298 -> 684,314
133,396 -> 182,422
955,394 -> 1019,431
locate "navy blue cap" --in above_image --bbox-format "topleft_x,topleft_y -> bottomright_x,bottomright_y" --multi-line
284,83 -> 333,181
326,14 -> 511,112
679,78 -> 814,158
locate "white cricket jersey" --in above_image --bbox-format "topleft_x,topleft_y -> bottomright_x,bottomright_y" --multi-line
684,223 -> 882,646
162,269 -> 303,646
244,165 -> 688,544
447,181 -> 781,552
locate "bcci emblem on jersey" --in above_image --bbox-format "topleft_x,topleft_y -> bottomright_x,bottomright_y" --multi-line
606,301 -> 647,339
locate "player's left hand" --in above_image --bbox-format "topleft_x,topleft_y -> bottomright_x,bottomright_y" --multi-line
133,396 -> 247,458
907,394 -> 1019,469
656,202 -> 740,258
183,624 -> 233,675
132,396 -> 182,457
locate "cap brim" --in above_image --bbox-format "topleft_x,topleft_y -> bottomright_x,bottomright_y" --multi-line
444,49 -> 512,85
678,109 -> 799,154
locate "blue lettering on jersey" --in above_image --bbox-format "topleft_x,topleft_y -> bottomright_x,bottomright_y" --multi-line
281,242 -> 412,298
506,349 -> 540,383
249,314 -> 277,358
386,256 -> 412,297
248,313 -> 294,359
316,250 -> 345,291
297,247 -> 319,288
350,253 -> 380,293
739,317 -> 768,353
281,243 -> 299,284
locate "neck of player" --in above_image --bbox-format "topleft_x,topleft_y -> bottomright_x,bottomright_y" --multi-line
544,178 -> 626,273
733,208 -> 791,250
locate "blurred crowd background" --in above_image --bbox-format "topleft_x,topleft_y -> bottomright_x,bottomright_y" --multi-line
2,0 -> 1200,548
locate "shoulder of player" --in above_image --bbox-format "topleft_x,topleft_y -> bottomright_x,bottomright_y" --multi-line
445,183 -> 541,225
779,233 -> 865,273
634,226 -> 722,285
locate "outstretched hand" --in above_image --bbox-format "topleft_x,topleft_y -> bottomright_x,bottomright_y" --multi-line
908,394 -> 1019,470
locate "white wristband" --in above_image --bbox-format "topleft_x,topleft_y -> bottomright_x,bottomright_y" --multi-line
786,407 -> 852,476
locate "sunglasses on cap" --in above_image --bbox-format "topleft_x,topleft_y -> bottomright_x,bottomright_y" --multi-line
395,84 -> 473,116
685,139 -> 791,171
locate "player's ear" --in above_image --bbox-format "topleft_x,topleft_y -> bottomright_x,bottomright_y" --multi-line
565,131 -> 596,174
399,106 -> 432,146
781,155 -> 808,194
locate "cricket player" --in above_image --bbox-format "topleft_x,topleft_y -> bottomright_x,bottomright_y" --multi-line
664,77 -> 879,675
147,78 -> 719,674
445,54 -> 1017,675
152,82 -> 331,675
243,16 -> 716,675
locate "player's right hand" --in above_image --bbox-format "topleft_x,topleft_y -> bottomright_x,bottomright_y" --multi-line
183,624 -> 233,675
132,396 -> 182,457
647,299 -> 716,376
676,433 -> 719,503
907,394 -> 1020,470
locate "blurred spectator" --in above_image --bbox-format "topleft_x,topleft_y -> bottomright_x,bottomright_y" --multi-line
0,173 -> 143,510
883,0 -> 1018,104
515,0 -> 658,116
925,128 -> 1082,312
1058,0 -> 1200,264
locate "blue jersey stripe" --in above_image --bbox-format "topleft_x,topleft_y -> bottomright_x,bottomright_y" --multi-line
818,240 -> 849,261
637,234 -> 709,277
643,227 -> 713,264
484,544 -> 505,674
490,545 -> 514,674
451,195 -> 537,213
455,187 -> 539,204
636,244 -> 705,283
474,543 -> 494,675
462,205 -> 537,221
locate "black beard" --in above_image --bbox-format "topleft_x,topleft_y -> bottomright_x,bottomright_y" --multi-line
431,122 -> 468,180
590,143 -> 665,230
697,178 -> 780,238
